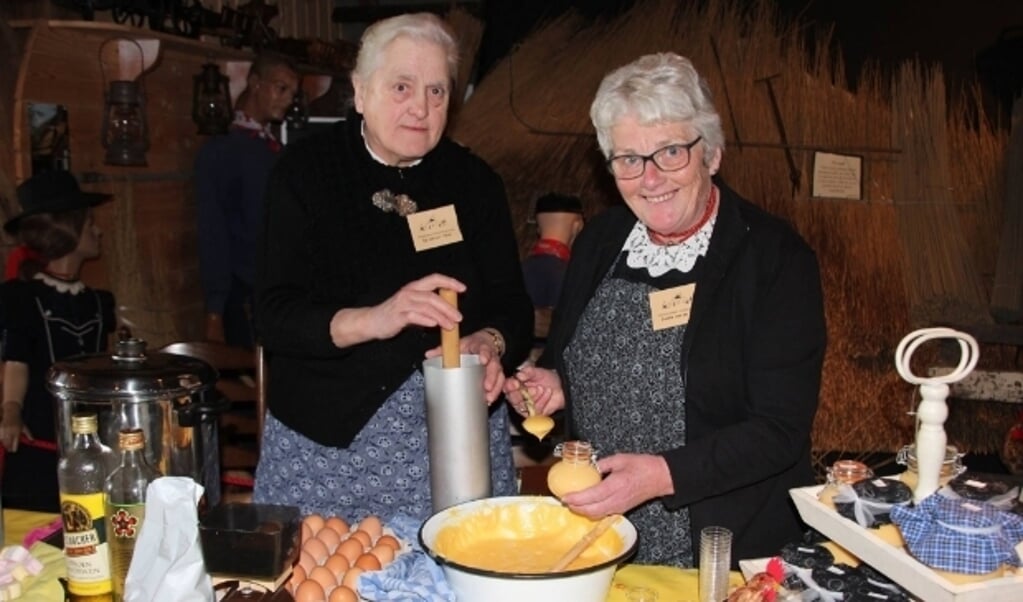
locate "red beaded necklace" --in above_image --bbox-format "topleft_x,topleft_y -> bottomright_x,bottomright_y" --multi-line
647,186 -> 718,246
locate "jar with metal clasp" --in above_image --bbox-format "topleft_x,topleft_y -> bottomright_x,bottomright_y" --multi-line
818,459 -> 874,508
896,443 -> 965,491
546,440 -> 602,499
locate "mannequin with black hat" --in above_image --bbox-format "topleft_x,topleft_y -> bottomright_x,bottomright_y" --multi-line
522,193 -> 585,350
0,170 -> 118,511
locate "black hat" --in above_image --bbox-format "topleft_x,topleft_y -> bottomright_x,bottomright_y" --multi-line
534,193 -> 583,216
4,171 -> 111,235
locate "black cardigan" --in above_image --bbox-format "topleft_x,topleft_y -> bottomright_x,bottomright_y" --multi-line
256,115 -> 533,447
540,184 -> 827,564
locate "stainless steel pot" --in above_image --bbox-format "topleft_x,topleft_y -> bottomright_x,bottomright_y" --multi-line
47,337 -> 228,505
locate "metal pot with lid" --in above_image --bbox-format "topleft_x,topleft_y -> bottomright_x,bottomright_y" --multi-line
47,337 -> 228,505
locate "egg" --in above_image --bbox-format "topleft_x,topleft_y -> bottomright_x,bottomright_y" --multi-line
349,530 -> 372,550
301,522 -> 315,545
357,515 -> 383,540
298,550 -> 317,575
375,534 -> 401,552
294,579 -> 326,602
341,566 -> 363,591
354,552 -> 381,572
369,543 -> 394,566
324,516 -> 350,537
303,513 -> 326,535
336,538 -> 364,564
316,526 -> 341,553
323,552 -> 350,578
303,537 -> 330,564
328,585 -> 358,602
289,563 -> 307,590
308,565 -> 338,593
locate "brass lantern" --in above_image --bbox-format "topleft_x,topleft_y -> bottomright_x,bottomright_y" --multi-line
100,39 -> 150,166
192,62 -> 232,135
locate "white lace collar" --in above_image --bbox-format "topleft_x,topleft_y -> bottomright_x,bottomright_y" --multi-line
623,213 -> 716,277
34,271 -> 85,295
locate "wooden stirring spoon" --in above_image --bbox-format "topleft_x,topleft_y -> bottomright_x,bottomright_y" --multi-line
548,515 -> 621,572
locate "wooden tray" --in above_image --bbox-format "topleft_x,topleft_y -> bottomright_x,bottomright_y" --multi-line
790,485 -> 1023,602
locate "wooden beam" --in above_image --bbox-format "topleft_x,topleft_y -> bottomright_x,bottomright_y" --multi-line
331,2 -> 481,23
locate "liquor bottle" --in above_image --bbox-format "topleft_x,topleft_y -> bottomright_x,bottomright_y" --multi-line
58,413 -> 115,596
104,429 -> 160,602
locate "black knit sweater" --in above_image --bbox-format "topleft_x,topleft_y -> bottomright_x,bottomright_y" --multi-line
255,114 -> 533,447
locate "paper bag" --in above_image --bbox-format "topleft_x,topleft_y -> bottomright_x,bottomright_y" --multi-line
124,476 -> 214,602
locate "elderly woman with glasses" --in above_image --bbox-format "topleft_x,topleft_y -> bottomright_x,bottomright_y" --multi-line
505,53 -> 827,567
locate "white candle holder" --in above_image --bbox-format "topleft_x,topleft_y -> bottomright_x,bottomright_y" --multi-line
894,327 -> 979,502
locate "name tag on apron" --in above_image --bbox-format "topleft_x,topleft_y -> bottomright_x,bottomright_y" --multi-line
649,283 -> 695,330
408,205 -> 463,251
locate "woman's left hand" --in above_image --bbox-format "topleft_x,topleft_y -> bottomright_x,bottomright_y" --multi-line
559,453 -> 674,518
425,328 -> 505,403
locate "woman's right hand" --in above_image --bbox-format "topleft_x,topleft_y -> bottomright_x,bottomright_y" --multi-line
504,365 -> 565,418
330,273 -> 466,347
0,403 -> 25,452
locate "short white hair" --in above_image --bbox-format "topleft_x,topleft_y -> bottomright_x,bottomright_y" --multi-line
590,53 -> 724,166
353,13 -> 459,83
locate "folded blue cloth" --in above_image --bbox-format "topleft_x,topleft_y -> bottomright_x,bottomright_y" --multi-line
358,514 -> 456,602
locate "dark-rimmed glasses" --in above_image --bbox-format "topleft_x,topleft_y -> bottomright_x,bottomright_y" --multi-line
606,136 -> 703,180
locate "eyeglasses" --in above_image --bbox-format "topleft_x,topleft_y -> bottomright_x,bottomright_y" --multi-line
605,136 -> 703,180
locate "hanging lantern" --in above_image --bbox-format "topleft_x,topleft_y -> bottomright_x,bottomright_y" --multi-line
192,62 -> 232,135
285,87 -> 309,130
100,38 -> 150,166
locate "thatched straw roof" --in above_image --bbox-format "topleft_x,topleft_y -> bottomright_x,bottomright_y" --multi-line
450,0 -> 1013,460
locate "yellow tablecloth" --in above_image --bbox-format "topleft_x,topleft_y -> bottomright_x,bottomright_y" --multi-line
607,564 -> 744,601
2,509 -> 65,601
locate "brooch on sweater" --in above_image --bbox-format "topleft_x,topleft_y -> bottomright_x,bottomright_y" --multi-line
372,189 -> 418,216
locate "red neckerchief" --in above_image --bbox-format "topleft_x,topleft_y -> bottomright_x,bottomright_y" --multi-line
529,238 -> 571,262
231,110 -> 281,153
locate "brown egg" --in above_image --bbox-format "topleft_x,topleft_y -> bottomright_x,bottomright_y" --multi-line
349,530 -> 372,550
308,565 -> 338,593
324,516 -> 350,537
370,543 -> 395,566
323,552 -> 350,578
301,522 -> 315,545
354,552 -> 381,572
298,550 -> 317,575
294,579 -> 326,602
357,515 -> 383,541
303,513 -> 326,535
341,566 -> 363,591
336,538 -> 364,564
375,534 -> 401,552
290,563 -> 307,590
303,537 -> 330,564
328,585 -> 358,602
316,527 -> 341,553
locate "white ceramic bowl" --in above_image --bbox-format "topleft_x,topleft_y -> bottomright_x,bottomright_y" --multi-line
418,495 -> 638,602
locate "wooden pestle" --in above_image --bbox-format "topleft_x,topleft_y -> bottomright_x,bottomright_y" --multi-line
439,288 -> 460,368
548,515 -> 621,572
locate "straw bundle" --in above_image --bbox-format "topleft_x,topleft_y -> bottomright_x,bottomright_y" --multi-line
453,0 -> 1008,455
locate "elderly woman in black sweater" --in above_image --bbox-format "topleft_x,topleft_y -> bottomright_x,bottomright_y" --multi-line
506,53 -> 826,567
254,13 -> 532,521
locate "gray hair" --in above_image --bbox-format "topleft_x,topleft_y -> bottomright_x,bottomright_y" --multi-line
590,53 -> 724,166
353,13 -> 459,84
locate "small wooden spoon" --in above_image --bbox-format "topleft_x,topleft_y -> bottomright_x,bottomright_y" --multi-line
518,383 -> 554,441
548,515 -> 621,572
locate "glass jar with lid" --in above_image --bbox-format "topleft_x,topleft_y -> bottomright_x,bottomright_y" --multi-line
896,443 -> 965,491
546,440 -> 602,499
819,459 -> 874,507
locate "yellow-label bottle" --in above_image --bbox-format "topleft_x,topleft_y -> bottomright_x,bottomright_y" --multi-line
58,413 -> 114,595
547,440 -> 602,498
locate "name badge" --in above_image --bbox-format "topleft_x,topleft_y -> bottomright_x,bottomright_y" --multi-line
648,284 -> 695,330
407,205 -> 463,251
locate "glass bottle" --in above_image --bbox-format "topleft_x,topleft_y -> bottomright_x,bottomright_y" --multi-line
547,440 -> 602,499
819,459 -> 873,507
58,413 -> 115,596
896,444 -> 964,491
105,429 -> 160,601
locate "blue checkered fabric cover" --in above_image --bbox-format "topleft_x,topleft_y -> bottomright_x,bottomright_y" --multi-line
358,514 -> 456,601
891,493 -> 1023,574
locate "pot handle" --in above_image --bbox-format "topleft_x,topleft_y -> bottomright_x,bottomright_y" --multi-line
175,391 -> 232,427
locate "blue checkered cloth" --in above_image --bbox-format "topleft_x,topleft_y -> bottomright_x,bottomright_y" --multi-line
891,493 -> 1023,574
358,514 -> 456,601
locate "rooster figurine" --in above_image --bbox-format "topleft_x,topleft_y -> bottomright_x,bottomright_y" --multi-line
727,557 -> 784,602
1001,411 -> 1023,475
